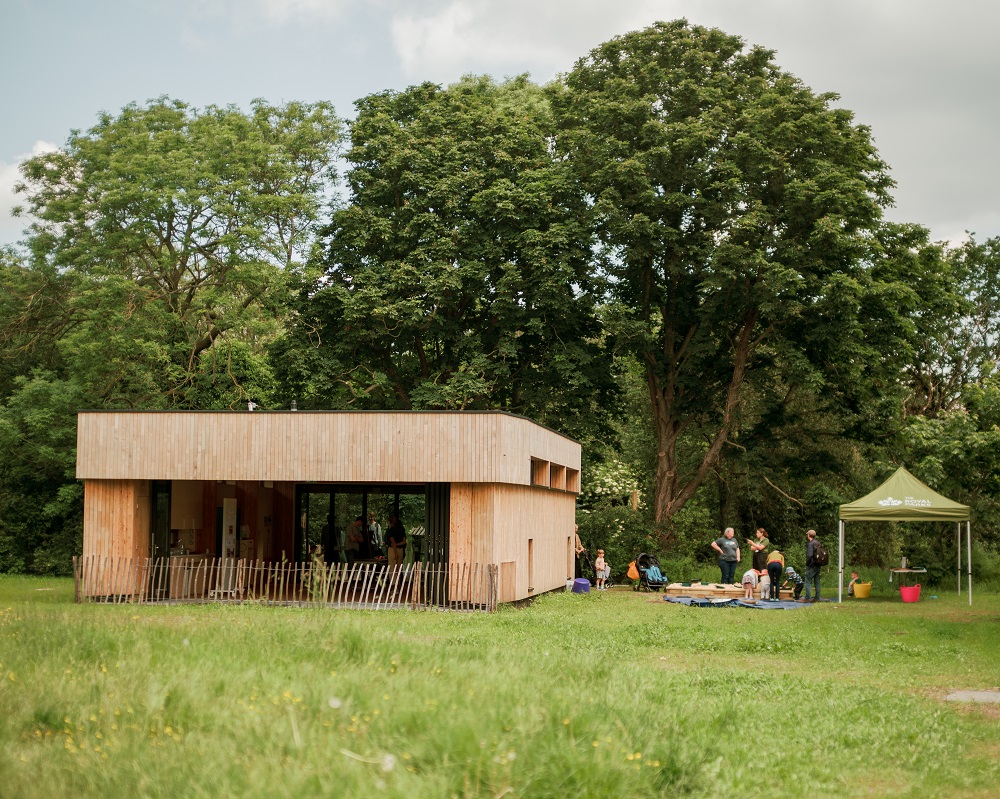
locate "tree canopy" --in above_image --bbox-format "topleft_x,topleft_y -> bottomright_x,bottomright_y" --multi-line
281,76 -> 614,438
0,98 -> 343,571
0,23 -> 997,576
14,97 -> 342,409
550,20 -> 913,524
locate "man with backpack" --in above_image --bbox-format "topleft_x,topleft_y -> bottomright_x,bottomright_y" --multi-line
803,529 -> 828,602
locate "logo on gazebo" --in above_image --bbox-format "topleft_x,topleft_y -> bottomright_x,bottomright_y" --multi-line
877,496 -> 903,506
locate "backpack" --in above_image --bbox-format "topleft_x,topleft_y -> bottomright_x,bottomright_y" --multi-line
813,541 -> 830,567
627,561 -> 640,581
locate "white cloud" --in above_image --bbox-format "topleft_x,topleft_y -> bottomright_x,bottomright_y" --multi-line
195,0 -> 355,26
177,0 -> 355,48
255,0 -> 353,23
387,0 -> 1000,241
390,0 -> 664,81
0,141 -> 60,248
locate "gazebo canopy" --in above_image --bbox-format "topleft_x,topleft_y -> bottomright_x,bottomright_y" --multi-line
839,466 -> 969,522
836,465 -> 972,605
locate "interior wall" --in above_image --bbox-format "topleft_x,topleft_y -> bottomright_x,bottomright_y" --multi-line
169,480 -> 202,532
173,480 -> 284,560
199,481 -> 217,554
256,485 -> 275,561
273,482 -> 296,561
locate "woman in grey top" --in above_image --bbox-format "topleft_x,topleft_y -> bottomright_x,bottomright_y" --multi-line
711,527 -> 741,584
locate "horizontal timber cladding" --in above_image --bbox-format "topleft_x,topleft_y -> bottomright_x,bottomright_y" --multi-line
76,411 -> 581,488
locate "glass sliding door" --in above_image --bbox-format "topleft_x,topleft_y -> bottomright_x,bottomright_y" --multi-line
150,480 -> 172,599
294,485 -> 427,564
296,487 -> 332,564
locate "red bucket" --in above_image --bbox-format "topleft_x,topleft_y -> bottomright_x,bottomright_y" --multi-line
900,584 -> 921,603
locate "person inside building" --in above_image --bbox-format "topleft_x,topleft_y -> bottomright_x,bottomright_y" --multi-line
387,513 -> 407,567
368,511 -> 384,557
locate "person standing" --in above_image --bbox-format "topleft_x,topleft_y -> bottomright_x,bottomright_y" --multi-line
345,515 -> 364,563
747,527 -> 770,572
594,549 -> 609,590
321,513 -> 344,564
574,525 -> 586,579
386,513 -> 407,568
368,512 -> 383,556
804,529 -> 821,602
711,527 -> 741,584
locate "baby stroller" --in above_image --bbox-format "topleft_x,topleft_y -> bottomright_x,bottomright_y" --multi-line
633,552 -> 667,592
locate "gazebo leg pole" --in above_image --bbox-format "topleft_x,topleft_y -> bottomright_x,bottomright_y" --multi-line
967,521 -> 972,606
838,520 -> 844,604
957,522 -> 961,597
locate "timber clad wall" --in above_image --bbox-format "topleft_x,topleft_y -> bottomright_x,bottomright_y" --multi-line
82,479 -> 151,595
450,483 -> 576,602
76,411 -> 580,484
83,480 -> 150,561
77,411 -> 581,605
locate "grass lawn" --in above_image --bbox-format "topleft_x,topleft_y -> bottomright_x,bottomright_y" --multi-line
1,575 -> 998,798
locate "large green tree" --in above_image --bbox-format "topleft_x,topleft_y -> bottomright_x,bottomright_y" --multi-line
551,20 -> 914,524
14,97 -> 343,409
0,98 -> 343,573
0,248 -> 69,397
285,76 -> 613,437
0,373 -> 86,573
904,235 -> 1000,418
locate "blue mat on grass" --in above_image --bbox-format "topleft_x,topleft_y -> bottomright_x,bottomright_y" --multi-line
663,596 -> 810,609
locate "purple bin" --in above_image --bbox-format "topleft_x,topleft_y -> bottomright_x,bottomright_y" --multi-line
572,578 -> 591,594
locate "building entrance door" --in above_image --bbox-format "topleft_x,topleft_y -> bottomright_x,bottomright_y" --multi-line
150,480 -> 171,599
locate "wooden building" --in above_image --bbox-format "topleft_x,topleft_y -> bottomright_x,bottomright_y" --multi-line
76,410 -> 581,605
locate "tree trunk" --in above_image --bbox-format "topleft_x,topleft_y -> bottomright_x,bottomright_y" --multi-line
649,308 -> 758,524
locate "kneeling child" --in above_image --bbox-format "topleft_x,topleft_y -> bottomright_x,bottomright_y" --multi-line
782,566 -> 804,600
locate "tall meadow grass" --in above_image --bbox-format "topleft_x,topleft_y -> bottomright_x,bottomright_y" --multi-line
1,575 -> 998,798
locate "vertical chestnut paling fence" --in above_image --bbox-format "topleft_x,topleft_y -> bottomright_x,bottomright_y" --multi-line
72,556 -> 498,612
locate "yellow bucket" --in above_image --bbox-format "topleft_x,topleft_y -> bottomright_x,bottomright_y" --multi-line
853,581 -> 872,599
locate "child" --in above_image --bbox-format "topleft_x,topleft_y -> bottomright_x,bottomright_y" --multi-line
783,566 -> 804,600
847,571 -> 860,597
741,568 -> 758,601
594,549 -> 609,590
758,569 -> 771,601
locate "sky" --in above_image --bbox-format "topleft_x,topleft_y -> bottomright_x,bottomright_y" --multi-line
2,0 -> 998,249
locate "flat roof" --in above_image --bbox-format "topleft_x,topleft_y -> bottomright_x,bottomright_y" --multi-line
76,410 -> 581,488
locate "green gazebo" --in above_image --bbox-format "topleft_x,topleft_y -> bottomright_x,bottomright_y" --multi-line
838,467 -> 972,604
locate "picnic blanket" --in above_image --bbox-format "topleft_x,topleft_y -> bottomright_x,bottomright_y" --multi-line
663,596 -> 809,610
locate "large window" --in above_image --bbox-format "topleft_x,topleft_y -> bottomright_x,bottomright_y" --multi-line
294,485 -> 425,563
